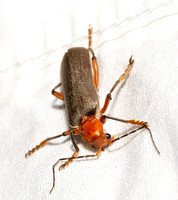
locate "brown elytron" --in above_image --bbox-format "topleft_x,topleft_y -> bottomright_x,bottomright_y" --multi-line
25,26 -> 160,194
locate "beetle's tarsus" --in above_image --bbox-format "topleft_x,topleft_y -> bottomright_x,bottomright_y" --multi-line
129,56 -> 134,65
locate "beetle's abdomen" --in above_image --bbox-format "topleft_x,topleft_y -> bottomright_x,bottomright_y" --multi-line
61,47 -> 99,128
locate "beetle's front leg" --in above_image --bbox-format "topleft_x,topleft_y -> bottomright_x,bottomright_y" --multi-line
102,115 -> 160,154
50,131 -> 80,193
25,129 -> 80,157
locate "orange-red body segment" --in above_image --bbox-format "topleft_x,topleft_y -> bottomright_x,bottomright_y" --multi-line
80,116 -> 109,147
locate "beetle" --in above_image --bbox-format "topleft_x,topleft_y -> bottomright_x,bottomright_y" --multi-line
25,26 -> 160,193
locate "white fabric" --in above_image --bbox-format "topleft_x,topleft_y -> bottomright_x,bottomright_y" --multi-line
0,0 -> 177,199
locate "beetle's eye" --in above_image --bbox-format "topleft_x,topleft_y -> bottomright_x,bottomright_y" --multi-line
106,133 -> 111,140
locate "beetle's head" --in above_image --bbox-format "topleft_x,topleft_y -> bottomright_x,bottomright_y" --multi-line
80,116 -> 114,148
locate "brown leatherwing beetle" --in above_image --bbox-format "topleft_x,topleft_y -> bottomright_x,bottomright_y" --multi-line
25,25 -> 160,193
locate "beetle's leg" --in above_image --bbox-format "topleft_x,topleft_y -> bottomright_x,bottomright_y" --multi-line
100,56 -> 134,115
103,115 -> 160,154
101,115 -> 149,126
88,25 -> 99,89
50,143 -> 102,194
88,24 -> 92,49
50,131 -> 80,193
89,50 -> 99,89
58,131 -> 80,171
52,83 -> 64,100
93,57 -> 99,89
25,129 -> 80,158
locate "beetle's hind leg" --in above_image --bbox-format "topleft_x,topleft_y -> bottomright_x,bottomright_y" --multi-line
52,82 -> 64,100
88,25 -> 99,89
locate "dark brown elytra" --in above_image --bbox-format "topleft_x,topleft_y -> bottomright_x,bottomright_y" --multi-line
25,25 -> 160,193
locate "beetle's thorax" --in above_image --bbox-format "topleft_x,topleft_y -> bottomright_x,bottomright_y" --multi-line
79,116 -> 109,148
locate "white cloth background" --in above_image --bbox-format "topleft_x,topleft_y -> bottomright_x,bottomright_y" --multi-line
0,0 -> 177,200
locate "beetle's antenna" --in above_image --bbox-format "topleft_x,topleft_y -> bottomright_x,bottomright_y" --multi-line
145,127 -> 160,154
49,146 -> 102,194
103,115 -> 160,154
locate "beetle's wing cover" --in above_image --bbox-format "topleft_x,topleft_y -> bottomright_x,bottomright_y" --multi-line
61,47 -> 99,127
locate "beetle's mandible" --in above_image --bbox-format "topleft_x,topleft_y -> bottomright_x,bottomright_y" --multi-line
25,25 -> 160,193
